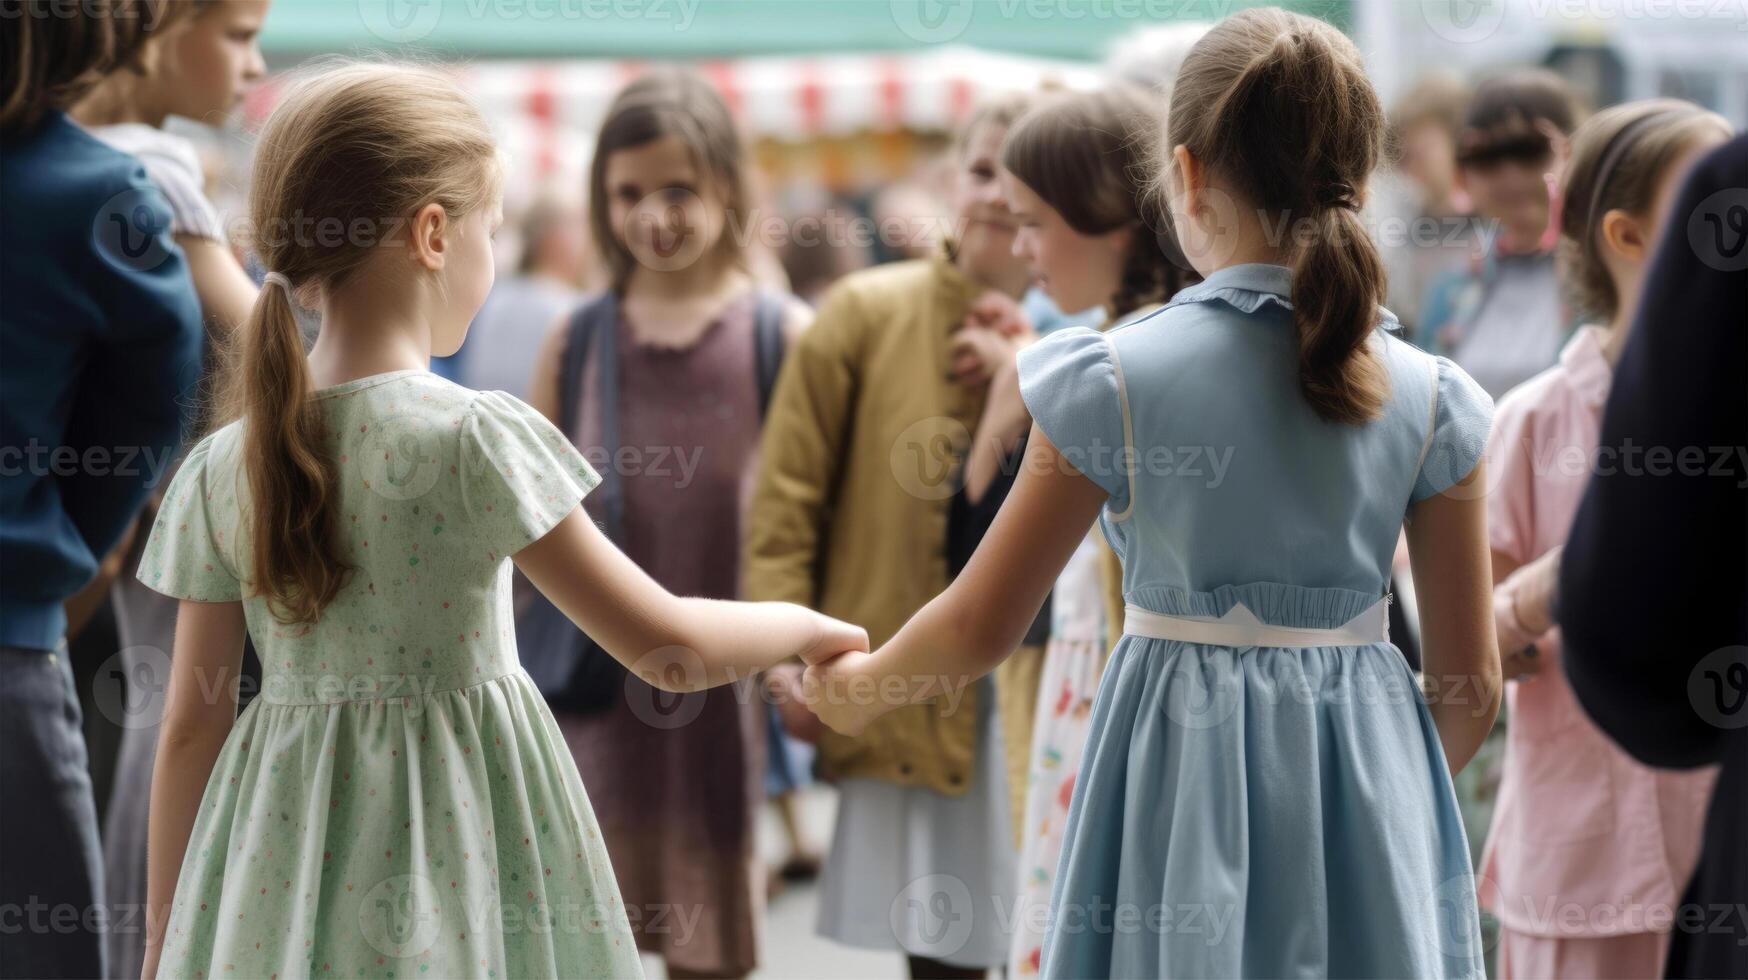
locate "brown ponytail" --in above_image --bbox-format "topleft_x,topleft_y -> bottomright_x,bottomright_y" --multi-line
1164,7 -> 1389,424
216,62 -> 500,624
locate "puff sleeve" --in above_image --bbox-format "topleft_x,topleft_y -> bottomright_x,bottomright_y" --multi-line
135,434 -> 243,602
458,390 -> 602,555
1016,327 -> 1133,516
1412,355 -> 1496,503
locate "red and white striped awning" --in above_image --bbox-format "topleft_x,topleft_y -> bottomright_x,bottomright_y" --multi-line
244,47 -> 1104,182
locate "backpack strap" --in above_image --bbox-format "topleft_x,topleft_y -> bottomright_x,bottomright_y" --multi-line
559,292 -> 624,540
751,292 -> 788,420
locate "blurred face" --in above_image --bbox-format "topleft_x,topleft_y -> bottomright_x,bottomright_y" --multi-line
1398,121 -> 1458,213
1457,122 -> 1559,246
950,121 -> 1025,288
1001,171 -> 1129,315
433,198 -> 503,357
603,135 -> 727,276
162,0 -> 268,125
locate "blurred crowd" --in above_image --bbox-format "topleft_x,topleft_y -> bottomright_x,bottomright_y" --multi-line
2,1 -> 1743,979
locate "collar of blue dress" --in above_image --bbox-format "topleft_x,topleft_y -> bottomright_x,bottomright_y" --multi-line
1152,263 -> 1405,337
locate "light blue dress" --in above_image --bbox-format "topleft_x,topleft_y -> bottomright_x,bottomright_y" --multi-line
1016,264 -> 1493,978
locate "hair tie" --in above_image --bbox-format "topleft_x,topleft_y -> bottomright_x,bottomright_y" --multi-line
262,271 -> 292,292
1315,180 -> 1359,212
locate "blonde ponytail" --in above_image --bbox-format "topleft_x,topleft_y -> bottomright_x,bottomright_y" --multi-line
236,277 -> 346,625
215,62 -> 499,624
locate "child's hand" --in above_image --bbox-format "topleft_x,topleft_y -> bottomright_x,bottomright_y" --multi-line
949,325 -> 1022,388
965,289 -> 1033,339
796,611 -> 869,666
1501,644 -> 1543,681
766,662 -> 827,744
801,651 -> 884,738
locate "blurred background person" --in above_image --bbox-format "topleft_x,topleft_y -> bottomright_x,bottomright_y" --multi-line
529,67 -> 812,980
455,187 -> 595,398
1420,68 -> 1585,400
1560,130 -> 1747,980
974,86 -> 1194,977
67,7 -> 271,975
1479,98 -> 1730,980
1382,71 -> 1476,345
745,93 -> 1037,979
0,2 -> 203,975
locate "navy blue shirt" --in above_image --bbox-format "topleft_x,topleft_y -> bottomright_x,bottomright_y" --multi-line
1561,133 -> 1748,979
1,111 -> 203,649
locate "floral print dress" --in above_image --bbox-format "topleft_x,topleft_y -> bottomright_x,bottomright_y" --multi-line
137,371 -> 643,979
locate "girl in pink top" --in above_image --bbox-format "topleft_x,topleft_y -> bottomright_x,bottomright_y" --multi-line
1480,99 -> 1732,979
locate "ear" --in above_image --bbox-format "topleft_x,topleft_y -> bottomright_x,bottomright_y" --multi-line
1172,144 -> 1202,206
1597,207 -> 1651,265
407,202 -> 450,272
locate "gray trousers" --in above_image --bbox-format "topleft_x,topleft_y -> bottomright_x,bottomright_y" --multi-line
0,645 -> 106,979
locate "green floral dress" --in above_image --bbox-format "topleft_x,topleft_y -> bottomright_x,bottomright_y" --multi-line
138,370 -> 642,979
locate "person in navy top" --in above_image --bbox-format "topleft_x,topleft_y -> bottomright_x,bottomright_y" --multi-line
0,3 -> 203,975
1561,133 -> 1748,980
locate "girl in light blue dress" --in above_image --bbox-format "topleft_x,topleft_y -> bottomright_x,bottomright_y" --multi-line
803,8 -> 1500,977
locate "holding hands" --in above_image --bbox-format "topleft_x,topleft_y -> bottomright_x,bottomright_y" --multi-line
798,645 -> 885,739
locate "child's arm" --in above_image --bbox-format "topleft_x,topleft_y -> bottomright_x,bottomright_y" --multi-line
142,599 -> 247,980
516,508 -> 867,693
1490,545 -> 1561,679
961,358 -> 1033,505
802,426 -> 1105,736
176,236 -> 258,339
1407,462 -> 1503,774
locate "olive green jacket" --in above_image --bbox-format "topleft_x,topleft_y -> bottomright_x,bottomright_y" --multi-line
743,249 -> 989,794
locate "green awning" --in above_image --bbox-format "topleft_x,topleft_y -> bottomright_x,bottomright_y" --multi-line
263,0 -> 1351,63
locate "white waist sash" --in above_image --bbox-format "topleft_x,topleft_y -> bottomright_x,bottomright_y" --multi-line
1123,597 -> 1390,648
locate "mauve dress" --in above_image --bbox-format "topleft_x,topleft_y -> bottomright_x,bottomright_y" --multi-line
553,291 -> 768,977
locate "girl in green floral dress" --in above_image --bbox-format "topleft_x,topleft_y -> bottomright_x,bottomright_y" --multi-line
137,62 -> 867,980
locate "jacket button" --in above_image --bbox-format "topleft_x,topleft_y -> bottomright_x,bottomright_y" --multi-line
898,763 -> 913,776
947,772 -> 963,786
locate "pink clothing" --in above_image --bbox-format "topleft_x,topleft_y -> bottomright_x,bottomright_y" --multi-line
1497,926 -> 1672,980
1479,326 -> 1716,940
